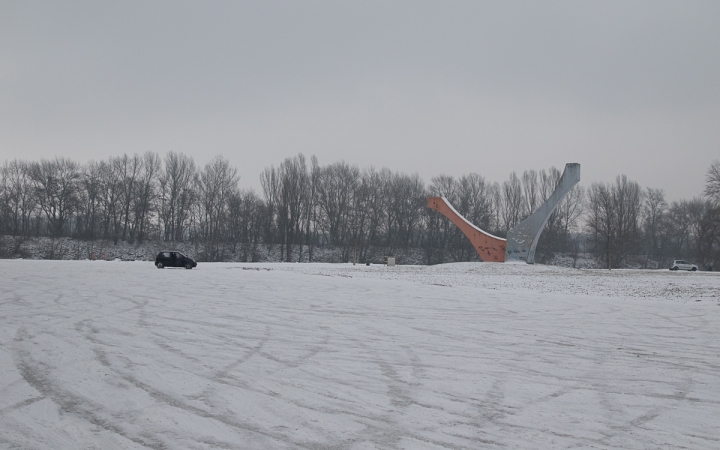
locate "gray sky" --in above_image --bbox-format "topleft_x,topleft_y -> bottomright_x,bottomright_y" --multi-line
1,1 -> 719,200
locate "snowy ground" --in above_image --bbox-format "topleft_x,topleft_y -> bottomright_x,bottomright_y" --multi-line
1,261 -> 719,449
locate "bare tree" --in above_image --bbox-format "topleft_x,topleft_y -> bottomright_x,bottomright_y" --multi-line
1,160 -> 36,239
521,169 -> 539,214
315,161 -> 360,253
694,201 -> 719,269
386,172 -> 425,252
663,200 -> 693,260
260,163 -> 282,253
29,158 -> 81,237
614,175 -> 643,258
489,182 -> 503,235
353,167 -> 385,262
642,188 -> 668,267
586,182 -> 615,268
457,173 -> 493,231
77,160 -> 103,240
115,154 -> 142,241
501,172 -> 525,230
449,173 -> 494,261
228,189 -> 263,261
704,160 -> 720,205
426,174 -> 458,262
539,167 -> 561,202
280,154 -> 309,262
305,156 -> 321,262
96,158 -> 124,242
430,175 -> 456,200
159,152 -> 197,242
558,185 -> 585,238
586,176 -> 642,268
197,155 -> 239,261
132,152 -> 161,243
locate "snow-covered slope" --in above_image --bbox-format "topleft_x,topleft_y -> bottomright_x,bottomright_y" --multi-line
1,261 -> 718,449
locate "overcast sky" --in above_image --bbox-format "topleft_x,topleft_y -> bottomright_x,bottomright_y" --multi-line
1,1 -> 719,200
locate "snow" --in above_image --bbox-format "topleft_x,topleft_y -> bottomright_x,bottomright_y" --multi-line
1,260 -> 719,449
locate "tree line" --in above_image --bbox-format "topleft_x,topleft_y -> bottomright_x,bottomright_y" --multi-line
1,153 -> 718,268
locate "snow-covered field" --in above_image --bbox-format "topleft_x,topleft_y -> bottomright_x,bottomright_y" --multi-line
1,261 -> 719,449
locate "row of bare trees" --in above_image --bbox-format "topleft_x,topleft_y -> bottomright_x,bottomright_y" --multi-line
1,153 -> 719,267
585,164 -> 720,269
261,156 -> 430,263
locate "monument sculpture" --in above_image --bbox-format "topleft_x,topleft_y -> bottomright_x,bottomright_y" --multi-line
427,163 -> 580,264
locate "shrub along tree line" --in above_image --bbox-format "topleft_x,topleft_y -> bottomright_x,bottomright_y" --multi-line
1,153 -> 718,268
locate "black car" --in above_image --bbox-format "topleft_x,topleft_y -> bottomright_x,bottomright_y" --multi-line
155,251 -> 197,269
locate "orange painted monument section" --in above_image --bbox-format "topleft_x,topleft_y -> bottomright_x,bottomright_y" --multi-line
427,197 -> 506,262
